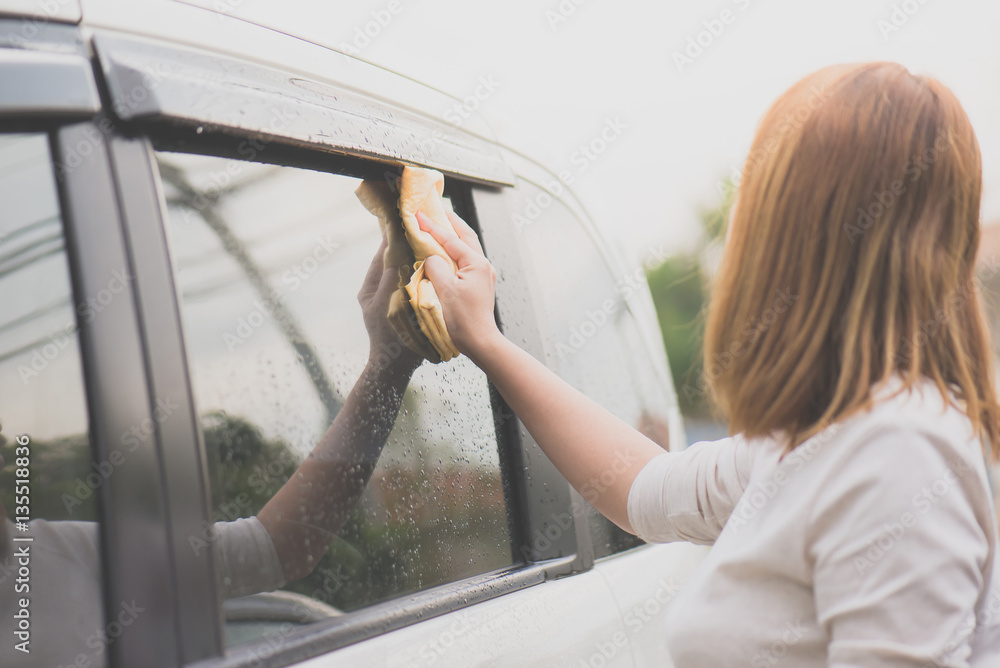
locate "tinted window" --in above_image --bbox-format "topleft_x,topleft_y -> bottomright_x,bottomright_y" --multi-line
0,134 -> 104,666
156,153 -> 512,646
514,180 -> 670,557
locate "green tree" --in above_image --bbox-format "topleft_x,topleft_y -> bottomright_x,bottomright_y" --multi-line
645,179 -> 735,418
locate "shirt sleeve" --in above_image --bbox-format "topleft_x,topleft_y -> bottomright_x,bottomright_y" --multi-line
213,516 -> 287,599
807,426 -> 993,667
626,436 -> 755,545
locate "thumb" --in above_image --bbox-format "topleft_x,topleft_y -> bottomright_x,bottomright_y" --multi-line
423,254 -> 456,291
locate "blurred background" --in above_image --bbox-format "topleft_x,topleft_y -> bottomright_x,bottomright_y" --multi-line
195,0 -> 1000,438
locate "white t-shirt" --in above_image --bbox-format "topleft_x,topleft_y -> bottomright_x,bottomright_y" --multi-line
628,378 -> 1000,666
0,516 -> 284,668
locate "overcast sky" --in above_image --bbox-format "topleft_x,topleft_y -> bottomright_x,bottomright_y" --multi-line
223,0 -> 1000,266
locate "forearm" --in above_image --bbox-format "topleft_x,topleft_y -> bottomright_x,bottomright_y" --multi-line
468,333 -> 665,532
411,209 -> 664,531
258,361 -> 412,581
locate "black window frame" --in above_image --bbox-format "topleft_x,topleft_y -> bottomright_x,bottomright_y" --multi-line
54,119 -> 187,668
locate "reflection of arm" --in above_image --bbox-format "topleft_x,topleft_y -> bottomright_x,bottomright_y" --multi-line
257,362 -> 413,583
257,236 -> 422,584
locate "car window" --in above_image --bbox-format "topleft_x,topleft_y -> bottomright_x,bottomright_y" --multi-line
0,134 -> 105,666
155,153 -> 513,647
513,180 -> 662,558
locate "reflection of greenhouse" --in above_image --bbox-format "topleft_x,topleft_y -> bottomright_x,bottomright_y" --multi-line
0,139 -> 516,622
159,154 -> 514,618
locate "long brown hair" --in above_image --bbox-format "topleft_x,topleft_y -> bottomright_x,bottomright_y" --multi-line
704,62 -> 1000,459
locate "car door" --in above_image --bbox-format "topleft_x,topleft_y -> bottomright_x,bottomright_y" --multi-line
0,3 -> 707,665
83,12 -> 638,666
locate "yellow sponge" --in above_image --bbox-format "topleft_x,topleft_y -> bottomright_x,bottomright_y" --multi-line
355,166 -> 461,363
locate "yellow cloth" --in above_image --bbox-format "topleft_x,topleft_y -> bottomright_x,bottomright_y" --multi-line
354,166 -> 461,363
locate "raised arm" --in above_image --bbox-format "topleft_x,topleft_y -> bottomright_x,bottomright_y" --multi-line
257,236 -> 423,582
418,211 -> 665,532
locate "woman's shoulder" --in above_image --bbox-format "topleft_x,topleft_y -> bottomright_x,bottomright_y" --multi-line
799,377 -> 994,526
761,377 -> 991,516
712,376 -> 989,506
838,377 -> 981,460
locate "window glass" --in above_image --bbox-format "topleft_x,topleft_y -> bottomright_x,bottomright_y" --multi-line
156,153 -> 512,647
0,134 -> 104,666
514,180 -> 671,558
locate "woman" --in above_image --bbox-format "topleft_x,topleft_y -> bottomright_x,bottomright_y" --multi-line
416,62 -> 1000,665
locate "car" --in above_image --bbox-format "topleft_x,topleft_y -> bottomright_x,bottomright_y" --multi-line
0,1 -> 707,666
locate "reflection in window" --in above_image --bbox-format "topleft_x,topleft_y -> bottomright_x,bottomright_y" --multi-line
157,153 -> 512,646
514,180 -> 669,558
0,134 -> 104,666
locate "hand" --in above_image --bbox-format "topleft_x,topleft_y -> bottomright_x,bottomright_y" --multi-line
417,210 -> 503,360
358,234 -> 423,374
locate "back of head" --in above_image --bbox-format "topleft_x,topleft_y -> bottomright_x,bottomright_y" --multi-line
704,62 -> 1000,457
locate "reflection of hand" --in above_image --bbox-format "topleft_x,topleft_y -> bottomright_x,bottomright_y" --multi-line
359,234 -> 423,374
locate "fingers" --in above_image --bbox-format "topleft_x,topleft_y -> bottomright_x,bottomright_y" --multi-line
417,211 -> 481,268
445,211 -> 485,255
376,267 -> 397,297
358,235 -> 388,303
